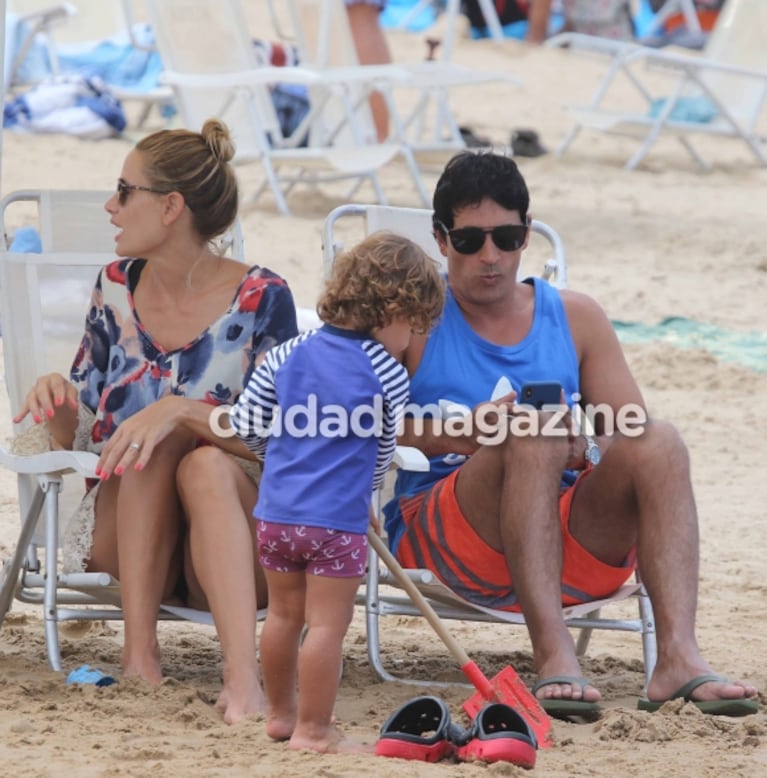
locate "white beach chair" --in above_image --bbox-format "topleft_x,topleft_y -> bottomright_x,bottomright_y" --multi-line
546,0 -> 767,170
322,203 -> 658,689
271,0 -> 517,165
146,0 -> 428,215
6,0 -> 174,127
0,189 -> 246,670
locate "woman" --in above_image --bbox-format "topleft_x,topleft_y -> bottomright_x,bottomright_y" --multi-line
13,119 -> 298,724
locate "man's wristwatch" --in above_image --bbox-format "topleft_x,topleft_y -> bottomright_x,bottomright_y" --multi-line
584,435 -> 601,467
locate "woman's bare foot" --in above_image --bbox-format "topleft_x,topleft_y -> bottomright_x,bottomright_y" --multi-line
289,724 -> 374,754
216,678 -> 267,725
121,647 -> 163,685
215,659 -> 267,724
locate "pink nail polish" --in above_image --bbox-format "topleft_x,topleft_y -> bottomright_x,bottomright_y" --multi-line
115,466 -> 123,476
33,415 -> 41,424
46,409 -> 54,418
134,462 -> 143,472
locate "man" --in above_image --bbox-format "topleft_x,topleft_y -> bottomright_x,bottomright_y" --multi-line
383,150 -> 759,718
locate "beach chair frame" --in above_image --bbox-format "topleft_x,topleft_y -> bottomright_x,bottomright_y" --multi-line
546,0 -> 767,170
146,0 -> 433,215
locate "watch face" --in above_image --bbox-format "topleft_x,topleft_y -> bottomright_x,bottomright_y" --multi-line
587,443 -> 601,466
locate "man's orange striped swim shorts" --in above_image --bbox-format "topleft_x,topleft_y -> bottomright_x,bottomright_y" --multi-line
394,468 -> 634,611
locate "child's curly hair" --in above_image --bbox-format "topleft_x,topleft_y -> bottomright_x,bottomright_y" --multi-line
318,231 -> 445,334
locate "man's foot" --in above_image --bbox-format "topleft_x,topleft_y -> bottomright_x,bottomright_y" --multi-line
533,654 -> 602,704
532,675 -> 602,705
532,675 -> 602,721
642,664 -> 758,716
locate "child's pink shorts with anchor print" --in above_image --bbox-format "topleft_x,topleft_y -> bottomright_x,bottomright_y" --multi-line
256,520 -> 367,577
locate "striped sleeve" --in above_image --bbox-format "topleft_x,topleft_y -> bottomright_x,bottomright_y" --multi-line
229,330 -> 312,455
363,340 -> 410,491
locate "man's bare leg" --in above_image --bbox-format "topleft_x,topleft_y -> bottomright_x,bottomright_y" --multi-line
570,420 -> 757,703
455,431 -> 600,704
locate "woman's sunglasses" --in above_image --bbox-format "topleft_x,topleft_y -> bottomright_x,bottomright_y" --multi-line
116,178 -> 169,206
436,220 -> 529,255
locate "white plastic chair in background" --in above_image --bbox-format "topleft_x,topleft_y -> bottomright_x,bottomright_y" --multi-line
6,0 -> 173,127
322,203 -> 657,689
271,0 -> 517,168
546,0 -> 767,170
147,0 -> 430,215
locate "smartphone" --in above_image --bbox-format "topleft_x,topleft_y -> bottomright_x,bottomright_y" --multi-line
518,381 -> 563,410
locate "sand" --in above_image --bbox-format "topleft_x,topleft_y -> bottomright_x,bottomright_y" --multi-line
0,5 -> 765,776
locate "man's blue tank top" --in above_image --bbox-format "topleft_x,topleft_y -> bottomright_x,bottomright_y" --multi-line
384,278 -> 580,549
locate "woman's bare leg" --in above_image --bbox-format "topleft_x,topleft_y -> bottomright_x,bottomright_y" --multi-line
179,447 -> 266,724
88,430 -> 195,684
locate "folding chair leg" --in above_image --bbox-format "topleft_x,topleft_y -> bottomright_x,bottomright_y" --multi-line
0,485 -> 46,628
42,478 -> 64,672
364,547 -> 399,683
677,136 -> 711,171
637,586 -> 657,688
574,615 -> 597,657
557,124 -> 583,157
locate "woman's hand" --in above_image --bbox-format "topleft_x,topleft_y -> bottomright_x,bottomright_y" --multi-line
96,396 -> 189,478
13,373 -> 79,450
13,373 -> 78,425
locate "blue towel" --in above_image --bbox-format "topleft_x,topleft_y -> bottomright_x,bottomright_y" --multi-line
57,25 -> 164,93
613,317 -> 767,375
380,0 -> 437,32
66,664 -> 116,687
647,95 -> 718,123
9,226 -> 42,253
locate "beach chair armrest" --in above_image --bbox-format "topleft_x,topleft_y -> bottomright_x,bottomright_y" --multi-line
392,445 -> 430,472
0,448 -> 98,477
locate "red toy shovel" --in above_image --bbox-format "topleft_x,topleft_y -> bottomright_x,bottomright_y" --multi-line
368,530 -> 553,749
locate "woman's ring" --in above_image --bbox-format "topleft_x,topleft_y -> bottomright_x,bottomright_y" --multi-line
129,442 -> 141,451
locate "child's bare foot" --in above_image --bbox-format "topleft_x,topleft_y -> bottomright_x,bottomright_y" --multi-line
289,724 -> 374,754
266,710 -> 296,741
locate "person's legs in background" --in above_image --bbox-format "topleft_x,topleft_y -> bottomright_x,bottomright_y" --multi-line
345,1 -> 392,141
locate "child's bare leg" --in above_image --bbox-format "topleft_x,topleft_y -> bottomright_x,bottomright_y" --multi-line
260,569 -> 306,741
289,574 -> 371,754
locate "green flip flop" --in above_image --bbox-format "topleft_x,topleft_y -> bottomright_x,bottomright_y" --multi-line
531,675 -> 602,721
638,674 -> 759,717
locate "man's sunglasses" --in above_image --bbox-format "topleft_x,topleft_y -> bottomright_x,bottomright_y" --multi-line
435,220 -> 529,255
117,178 -> 169,206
